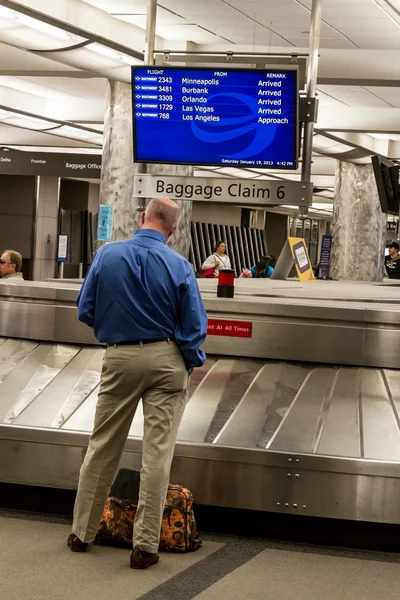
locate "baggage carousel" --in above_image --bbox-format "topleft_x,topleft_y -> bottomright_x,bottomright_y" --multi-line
1,278 -> 400,524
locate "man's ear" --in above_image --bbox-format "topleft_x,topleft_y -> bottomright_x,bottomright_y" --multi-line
141,212 -> 145,225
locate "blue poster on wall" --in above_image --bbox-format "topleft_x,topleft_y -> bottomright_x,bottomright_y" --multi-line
319,235 -> 332,279
97,205 -> 113,241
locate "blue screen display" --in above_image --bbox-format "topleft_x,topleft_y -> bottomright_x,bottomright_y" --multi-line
132,67 -> 298,169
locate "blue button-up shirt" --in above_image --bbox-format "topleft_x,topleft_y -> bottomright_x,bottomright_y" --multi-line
77,229 -> 208,371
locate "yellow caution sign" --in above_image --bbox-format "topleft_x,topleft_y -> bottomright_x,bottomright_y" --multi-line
271,237 -> 315,282
288,237 -> 315,281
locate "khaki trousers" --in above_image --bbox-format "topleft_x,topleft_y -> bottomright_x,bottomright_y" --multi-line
72,340 -> 188,554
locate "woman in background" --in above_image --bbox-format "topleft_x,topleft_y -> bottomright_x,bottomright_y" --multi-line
202,241 -> 232,278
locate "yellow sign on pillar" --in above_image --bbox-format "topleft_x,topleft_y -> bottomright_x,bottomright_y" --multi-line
288,237 -> 315,281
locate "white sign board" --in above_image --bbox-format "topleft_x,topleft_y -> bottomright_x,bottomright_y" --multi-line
134,175 -> 312,206
57,235 -> 68,262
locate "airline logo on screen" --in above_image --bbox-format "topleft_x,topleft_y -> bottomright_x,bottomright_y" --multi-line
133,68 -> 297,169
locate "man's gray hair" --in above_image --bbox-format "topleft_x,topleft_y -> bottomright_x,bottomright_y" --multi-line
145,198 -> 181,230
3,250 -> 22,272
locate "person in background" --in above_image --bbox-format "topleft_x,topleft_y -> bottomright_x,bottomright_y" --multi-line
251,258 -> 274,279
68,197 -> 208,570
0,250 -> 23,280
385,242 -> 400,279
239,269 -> 252,278
202,241 -> 232,277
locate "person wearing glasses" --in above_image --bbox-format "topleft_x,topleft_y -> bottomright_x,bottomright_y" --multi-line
0,250 -> 23,280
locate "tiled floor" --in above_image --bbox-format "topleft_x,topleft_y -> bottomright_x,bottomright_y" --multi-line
2,510 -> 400,600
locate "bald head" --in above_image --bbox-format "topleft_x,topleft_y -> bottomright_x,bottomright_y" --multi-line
142,198 -> 181,238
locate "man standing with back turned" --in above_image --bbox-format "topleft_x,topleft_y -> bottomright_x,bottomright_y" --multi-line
68,198 -> 208,569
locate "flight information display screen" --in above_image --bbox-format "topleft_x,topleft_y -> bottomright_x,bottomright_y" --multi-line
132,67 -> 298,169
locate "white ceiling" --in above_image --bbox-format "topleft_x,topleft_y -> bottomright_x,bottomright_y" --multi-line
318,85 -> 400,109
0,0 -> 399,215
84,0 -> 400,49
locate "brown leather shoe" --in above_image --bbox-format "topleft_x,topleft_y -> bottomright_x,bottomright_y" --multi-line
130,547 -> 159,569
67,533 -> 88,553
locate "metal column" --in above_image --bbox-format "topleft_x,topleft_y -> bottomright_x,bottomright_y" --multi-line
135,0 -> 158,213
300,0 -> 322,218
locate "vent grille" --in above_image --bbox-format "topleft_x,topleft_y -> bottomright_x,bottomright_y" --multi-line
189,222 -> 267,276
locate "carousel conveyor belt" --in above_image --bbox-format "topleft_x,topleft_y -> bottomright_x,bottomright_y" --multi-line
0,339 -> 400,462
2,278 -> 400,525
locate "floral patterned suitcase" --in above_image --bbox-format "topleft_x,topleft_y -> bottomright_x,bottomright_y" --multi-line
95,484 -> 201,553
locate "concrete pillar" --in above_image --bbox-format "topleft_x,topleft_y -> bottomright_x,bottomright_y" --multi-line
331,162 -> 387,281
100,81 -> 193,257
33,176 -> 59,281
148,163 -> 193,257
100,81 -> 141,240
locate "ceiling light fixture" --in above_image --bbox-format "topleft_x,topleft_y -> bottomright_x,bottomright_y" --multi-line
59,125 -> 103,140
0,77 -> 73,100
0,6 -> 16,19
15,14 -> 71,40
0,109 -> 103,141
0,6 -> 72,40
88,42 -> 120,60
2,113 -> 55,127
373,0 -> 400,28
87,42 -> 141,65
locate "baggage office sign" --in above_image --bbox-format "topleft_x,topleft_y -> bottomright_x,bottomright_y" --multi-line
207,319 -> 253,338
0,148 -> 101,178
133,174 -> 312,206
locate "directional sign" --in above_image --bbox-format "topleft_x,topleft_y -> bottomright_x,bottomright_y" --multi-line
133,174 -> 312,206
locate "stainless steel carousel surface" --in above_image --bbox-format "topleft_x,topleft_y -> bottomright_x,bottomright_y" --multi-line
1,278 -> 400,524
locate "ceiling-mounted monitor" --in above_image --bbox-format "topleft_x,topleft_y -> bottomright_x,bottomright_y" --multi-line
372,155 -> 400,214
132,66 -> 298,169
